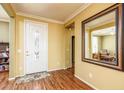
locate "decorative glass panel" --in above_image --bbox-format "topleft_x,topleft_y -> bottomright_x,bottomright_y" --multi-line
34,30 -> 40,60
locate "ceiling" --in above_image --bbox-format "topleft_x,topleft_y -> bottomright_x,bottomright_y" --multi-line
85,11 -> 115,29
0,5 -> 10,22
85,11 -> 116,36
92,26 -> 115,36
11,3 -> 88,22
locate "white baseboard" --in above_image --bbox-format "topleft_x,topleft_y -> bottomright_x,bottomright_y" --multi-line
8,74 -> 25,81
8,77 -> 15,81
74,74 -> 98,90
48,67 -> 66,72
64,67 -> 71,69
16,74 -> 25,78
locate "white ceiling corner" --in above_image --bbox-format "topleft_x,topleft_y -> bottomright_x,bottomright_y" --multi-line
0,4 -> 10,22
64,3 -> 91,23
16,12 -> 64,24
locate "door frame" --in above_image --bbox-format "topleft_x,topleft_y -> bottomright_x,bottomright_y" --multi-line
24,20 -> 48,75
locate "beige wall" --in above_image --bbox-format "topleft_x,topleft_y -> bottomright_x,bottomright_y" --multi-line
0,21 -> 9,42
101,35 -> 115,56
15,15 -> 65,76
48,21 -> 65,70
85,29 -> 92,58
65,3 -> 124,89
65,28 -> 74,68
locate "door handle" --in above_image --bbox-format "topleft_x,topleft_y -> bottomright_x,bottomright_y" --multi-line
26,51 -> 30,56
26,51 -> 29,53
26,54 -> 30,56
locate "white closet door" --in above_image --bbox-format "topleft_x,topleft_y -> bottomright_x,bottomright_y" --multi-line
25,20 -> 48,74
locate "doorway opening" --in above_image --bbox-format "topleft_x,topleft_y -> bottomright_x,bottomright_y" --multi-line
0,5 -> 10,74
71,36 -> 75,69
65,22 -> 75,74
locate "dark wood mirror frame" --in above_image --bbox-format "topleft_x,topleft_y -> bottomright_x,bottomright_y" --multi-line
82,4 -> 124,71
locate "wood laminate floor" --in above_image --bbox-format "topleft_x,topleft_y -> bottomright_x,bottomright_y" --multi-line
0,68 -> 93,90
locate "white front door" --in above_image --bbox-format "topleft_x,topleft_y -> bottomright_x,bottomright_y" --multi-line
24,20 -> 48,74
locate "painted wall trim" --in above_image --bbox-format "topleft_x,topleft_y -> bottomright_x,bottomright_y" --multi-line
16,12 -> 64,24
9,74 -> 26,81
0,18 -> 10,22
8,77 -> 15,81
48,67 -> 66,72
64,3 -> 92,23
74,74 -> 98,90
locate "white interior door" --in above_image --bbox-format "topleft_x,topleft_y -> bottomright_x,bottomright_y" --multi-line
24,20 -> 48,74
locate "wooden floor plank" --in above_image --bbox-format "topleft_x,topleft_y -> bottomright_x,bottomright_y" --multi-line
0,68 -> 93,90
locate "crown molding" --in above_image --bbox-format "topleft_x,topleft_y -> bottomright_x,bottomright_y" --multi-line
64,3 -> 92,23
16,12 -> 64,24
0,18 -> 10,22
14,4 -> 91,24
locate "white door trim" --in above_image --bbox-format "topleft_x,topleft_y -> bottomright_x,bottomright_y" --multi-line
24,19 -> 48,75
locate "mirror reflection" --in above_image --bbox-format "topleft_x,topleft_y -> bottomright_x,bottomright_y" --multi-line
85,11 -> 117,65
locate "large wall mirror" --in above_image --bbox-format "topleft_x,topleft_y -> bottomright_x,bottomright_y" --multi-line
82,4 -> 124,70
